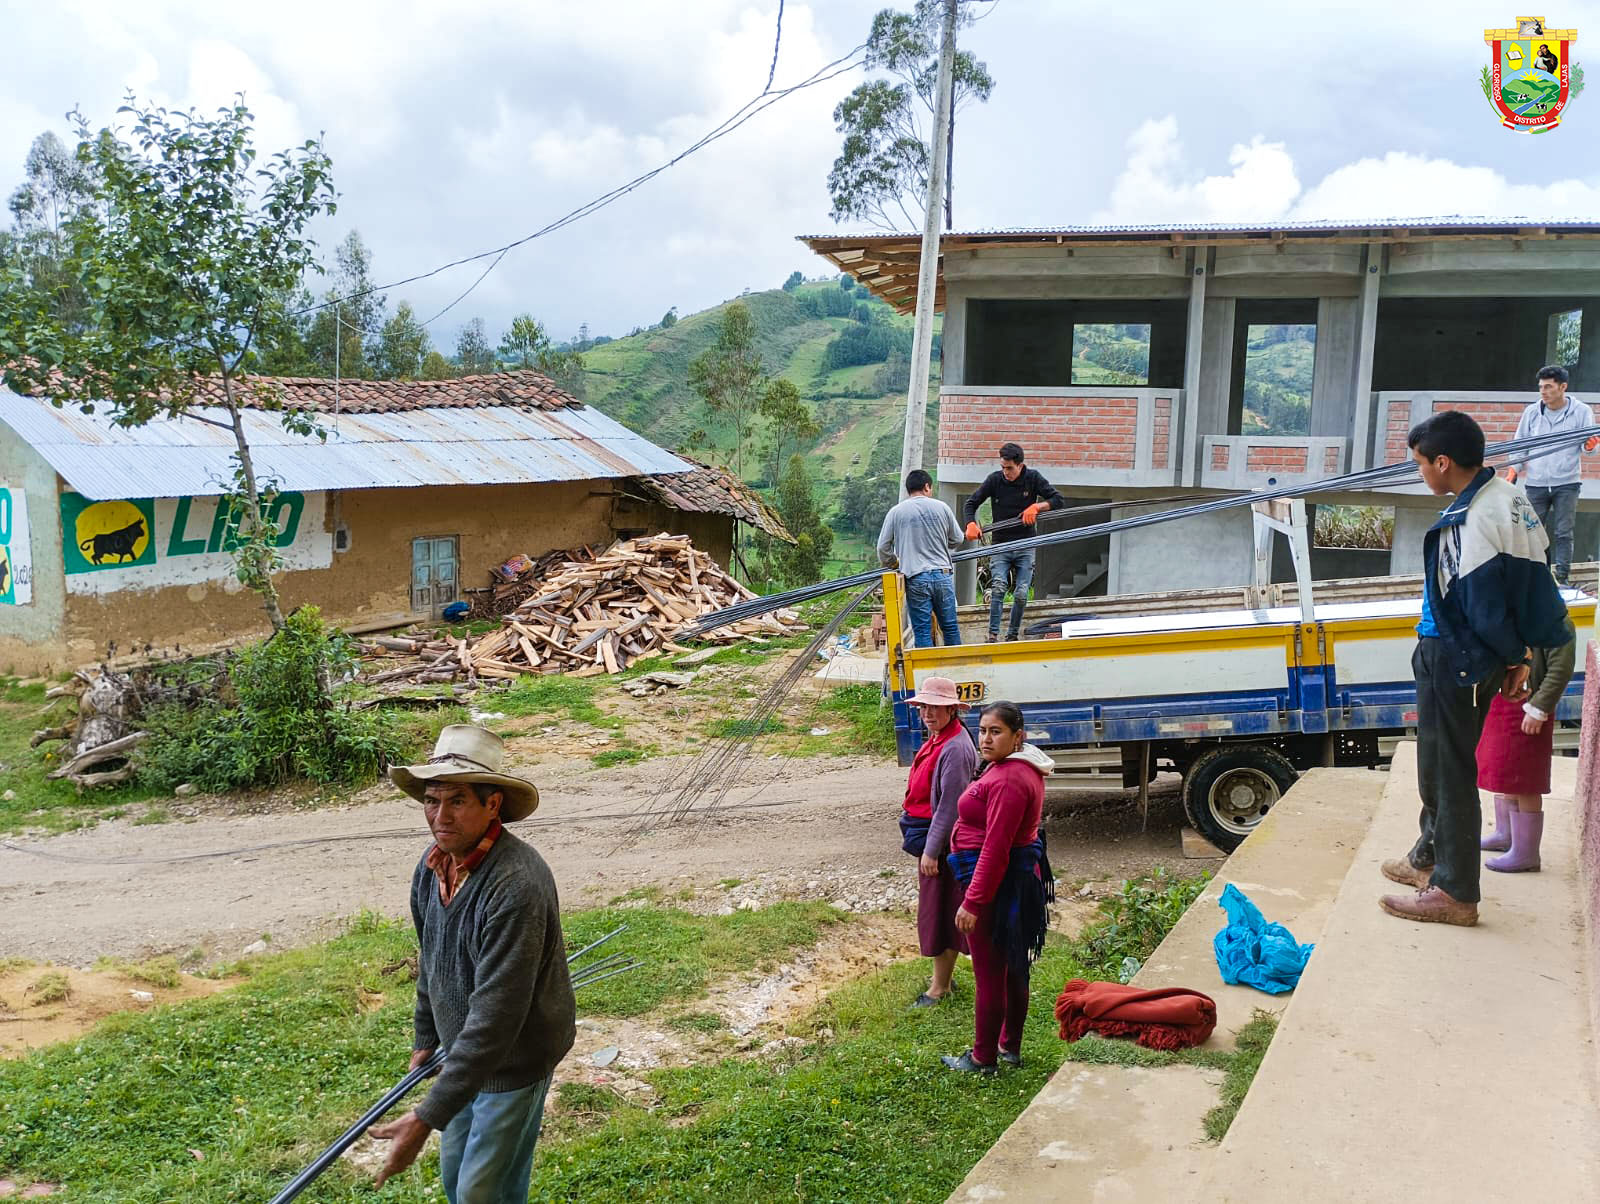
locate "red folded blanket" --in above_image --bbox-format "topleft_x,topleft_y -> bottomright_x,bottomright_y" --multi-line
1054,979 -> 1218,1051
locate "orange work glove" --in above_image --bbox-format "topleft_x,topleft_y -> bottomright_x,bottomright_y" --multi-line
1585,436 -> 1600,452
1020,503 -> 1045,525
1505,466 -> 1519,483
964,521 -> 982,541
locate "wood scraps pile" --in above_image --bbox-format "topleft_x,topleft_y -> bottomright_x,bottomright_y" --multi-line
361,535 -> 803,684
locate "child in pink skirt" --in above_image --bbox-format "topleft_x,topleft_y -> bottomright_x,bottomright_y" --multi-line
1478,615 -> 1578,872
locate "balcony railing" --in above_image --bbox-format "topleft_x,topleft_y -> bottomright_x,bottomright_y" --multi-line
1372,391 -> 1600,495
1200,435 -> 1347,490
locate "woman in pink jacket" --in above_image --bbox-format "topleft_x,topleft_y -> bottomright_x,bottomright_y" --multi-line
942,701 -> 1055,1075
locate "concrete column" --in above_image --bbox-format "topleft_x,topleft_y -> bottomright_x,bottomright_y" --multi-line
1349,247 -> 1382,469
1390,505 -> 1436,574
1180,255 -> 1208,486
942,483 -> 978,602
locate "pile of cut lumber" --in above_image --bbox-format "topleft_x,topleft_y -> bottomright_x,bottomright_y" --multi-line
464,546 -> 596,619
362,535 -> 801,684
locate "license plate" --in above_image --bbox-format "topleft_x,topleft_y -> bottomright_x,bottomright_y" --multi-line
956,681 -> 987,703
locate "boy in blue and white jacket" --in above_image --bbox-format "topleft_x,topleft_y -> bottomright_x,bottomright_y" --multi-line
1380,410 -> 1569,927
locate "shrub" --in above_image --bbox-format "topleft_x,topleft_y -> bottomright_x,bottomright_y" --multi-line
139,608 -> 418,792
1072,868 -> 1210,982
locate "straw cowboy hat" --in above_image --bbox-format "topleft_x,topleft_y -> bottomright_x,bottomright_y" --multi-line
389,724 -> 541,821
906,677 -> 967,708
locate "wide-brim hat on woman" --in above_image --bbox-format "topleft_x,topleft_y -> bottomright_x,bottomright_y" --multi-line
389,724 -> 540,821
907,676 -> 966,708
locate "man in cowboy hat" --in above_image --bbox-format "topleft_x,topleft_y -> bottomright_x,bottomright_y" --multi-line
372,724 -> 575,1202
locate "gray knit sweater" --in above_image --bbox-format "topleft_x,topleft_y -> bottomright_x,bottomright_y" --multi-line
409,830 -> 575,1129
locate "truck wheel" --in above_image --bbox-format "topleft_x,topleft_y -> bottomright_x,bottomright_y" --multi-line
1181,745 -> 1298,853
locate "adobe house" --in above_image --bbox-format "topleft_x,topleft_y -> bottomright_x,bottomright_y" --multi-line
803,218 -> 1600,600
0,372 -> 787,674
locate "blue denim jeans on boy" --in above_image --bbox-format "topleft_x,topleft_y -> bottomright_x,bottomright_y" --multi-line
986,546 -> 1035,640
904,568 -> 962,647
438,1078 -> 551,1204
1525,482 -> 1580,581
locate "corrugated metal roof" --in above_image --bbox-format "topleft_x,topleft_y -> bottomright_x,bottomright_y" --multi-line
799,215 -> 1600,240
0,390 -> 692,501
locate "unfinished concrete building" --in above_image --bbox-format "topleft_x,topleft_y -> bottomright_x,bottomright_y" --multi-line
804,218 -> 1600,600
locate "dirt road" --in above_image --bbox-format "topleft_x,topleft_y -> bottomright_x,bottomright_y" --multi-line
0,753 -> 1208,966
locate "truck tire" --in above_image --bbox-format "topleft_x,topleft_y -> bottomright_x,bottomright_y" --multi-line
1181,745 -> 1298,853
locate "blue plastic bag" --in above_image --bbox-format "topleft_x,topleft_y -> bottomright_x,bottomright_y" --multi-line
1212,883 -> 1313,994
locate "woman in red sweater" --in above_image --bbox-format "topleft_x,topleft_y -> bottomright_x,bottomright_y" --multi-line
942,701 -> 1055,1075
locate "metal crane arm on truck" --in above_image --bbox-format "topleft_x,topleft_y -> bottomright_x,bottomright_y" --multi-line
883,497 -> 1595,852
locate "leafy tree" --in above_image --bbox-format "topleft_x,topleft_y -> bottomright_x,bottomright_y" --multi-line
873,348 -> 911,393
773,454 -> 833,586
3,131 -> 98,329
827,1 -> 995,230
660,307 -> 678,329
0,98 -> 337,633
687,302 -> 767,481
839,275 -> 856,291
305,231 -> 384,378
420,349 -> 455,380
375,301 -> 430,379
455,317 -> 497,375
836,472 -> 899,538
782,271 -> 804,291
758,378 -> 822,487
498,313 -> 548,368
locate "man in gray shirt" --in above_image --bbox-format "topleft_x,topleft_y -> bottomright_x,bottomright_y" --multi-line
373,724 -> 574,1203
1509,364 -> 1596,583
878,469 -> 964,646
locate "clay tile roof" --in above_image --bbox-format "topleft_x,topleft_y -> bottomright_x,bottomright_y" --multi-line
195,369 -> 578,414
641,458 -> 795,543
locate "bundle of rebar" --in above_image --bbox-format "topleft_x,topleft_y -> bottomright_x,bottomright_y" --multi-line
619,582 -> 881,842
682,424 -> 1600,636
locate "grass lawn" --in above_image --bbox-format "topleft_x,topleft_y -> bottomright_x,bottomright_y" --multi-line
0,872 -> 1265,1202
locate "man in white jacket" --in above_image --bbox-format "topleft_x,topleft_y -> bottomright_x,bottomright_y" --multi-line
1508,365 -> 1596,583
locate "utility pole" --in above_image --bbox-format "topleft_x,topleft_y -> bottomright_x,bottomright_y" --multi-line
897,0 -> 958,490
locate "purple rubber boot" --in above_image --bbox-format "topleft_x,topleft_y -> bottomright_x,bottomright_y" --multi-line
1486,810 -> 1543,873
1481,794 -> 1513,852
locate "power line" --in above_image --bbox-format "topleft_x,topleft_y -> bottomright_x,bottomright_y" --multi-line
767,0 -> 785,90
290,39 -> 864,327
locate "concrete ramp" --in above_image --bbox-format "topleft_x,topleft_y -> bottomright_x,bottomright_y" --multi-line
947,767 -> 1387,1202
1200,744 -> 1600,1202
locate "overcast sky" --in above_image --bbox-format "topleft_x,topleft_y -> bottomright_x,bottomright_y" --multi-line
5,0 -> 1600,349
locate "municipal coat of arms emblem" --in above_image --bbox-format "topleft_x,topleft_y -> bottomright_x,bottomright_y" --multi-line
1483,16 -> 1583,131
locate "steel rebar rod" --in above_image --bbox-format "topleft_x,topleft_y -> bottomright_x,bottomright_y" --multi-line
683,424 -> 1600,635
267,1048 -> 447,1204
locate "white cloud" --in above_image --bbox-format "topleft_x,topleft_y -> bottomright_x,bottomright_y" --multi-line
1093,117 -> 1301,224
1292,151 -> 1600,221
1096,117 -> 1600,226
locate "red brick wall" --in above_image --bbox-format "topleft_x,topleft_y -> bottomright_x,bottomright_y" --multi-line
1152,397 -> 1172,468
1324,445 -> 1341,475
1245,444 -> 1311,474
938,394 -> 1138,469
1211,443 -> 1230,470
1384,403 -> 1413,464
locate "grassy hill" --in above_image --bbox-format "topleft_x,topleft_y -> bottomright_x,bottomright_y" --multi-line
580,280 -> 941,575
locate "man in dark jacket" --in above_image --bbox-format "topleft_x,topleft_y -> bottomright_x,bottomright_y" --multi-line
962,443 -> 1065,642
372,724 -> 575,1201
1380,412 -> 1569,927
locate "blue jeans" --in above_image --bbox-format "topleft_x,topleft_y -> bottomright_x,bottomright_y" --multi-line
439,1078 -> 552,1204
904,569 -> 962,647
986,546 -> 1035,640
1525,483 -> 1580,581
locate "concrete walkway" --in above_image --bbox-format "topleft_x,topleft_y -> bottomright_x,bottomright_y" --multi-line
947,767 -> 1387,1202
1201,745 -> 1600,1202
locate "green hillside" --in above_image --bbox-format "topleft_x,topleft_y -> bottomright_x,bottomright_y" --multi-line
581,280 -> 941,575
